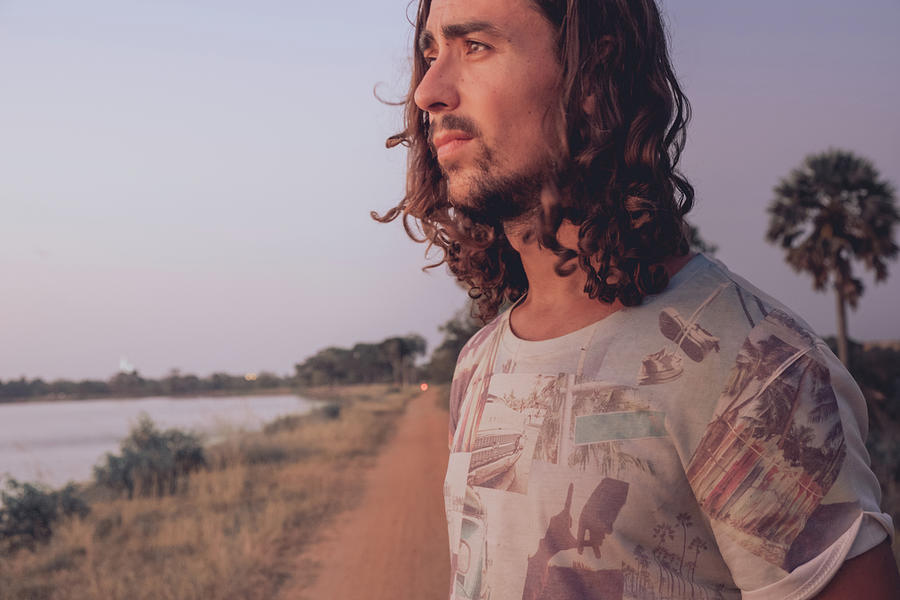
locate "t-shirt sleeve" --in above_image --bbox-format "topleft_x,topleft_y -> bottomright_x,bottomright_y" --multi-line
448,355 -> 468,449
683,318 -> 893,598
446,314 -> 505,450
447,334 -> 484,449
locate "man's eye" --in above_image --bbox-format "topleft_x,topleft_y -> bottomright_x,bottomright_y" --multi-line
423,55 -> 437,68
465,41 -> 489,54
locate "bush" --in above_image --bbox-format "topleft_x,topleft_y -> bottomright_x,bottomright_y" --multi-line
263,405 -> 342,436
0,479 -> 89,553
240,441 -> 289,465
316,403 -> 342,420
262,413 -> 306,435
93,414 -> 206,499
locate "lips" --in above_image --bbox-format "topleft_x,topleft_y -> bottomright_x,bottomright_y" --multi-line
431,130 -> 474,160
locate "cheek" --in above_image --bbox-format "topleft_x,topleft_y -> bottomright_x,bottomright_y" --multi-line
512,68 -> 559,125
508,85 -> 558,152
471,67 -> 559,157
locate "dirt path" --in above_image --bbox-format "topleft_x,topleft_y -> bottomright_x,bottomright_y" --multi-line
279,389 -> 451,600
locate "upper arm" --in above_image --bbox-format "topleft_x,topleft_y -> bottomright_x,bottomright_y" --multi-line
813,538 -> 900,599
681,310 -> 894,596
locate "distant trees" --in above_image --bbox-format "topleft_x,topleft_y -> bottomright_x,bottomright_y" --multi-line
686,222 -> 718,256
381,335 -> 427,385
109,371 -> 149,396
824,338 -> 900,524
423,307 -> 483,383
0,370 -> 292,403
296,347 -> 354,387
0,320 -> 485,401
293,334 -> 426,387
0,332 -> 434,401
766,149 -> 898,364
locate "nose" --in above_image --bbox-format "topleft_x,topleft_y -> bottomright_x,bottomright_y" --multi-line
414,56 -> 460,115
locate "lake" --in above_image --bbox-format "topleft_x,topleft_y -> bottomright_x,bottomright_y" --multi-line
0,394 -> 318,488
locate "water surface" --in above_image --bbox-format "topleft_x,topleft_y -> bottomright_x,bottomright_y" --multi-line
0,394 -> 317,488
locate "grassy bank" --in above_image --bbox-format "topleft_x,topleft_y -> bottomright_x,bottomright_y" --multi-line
0,384 -> 420,600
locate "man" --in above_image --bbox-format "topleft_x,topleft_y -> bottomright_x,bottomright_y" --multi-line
376,0 -> 899,598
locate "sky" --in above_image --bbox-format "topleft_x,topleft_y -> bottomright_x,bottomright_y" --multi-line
1,0 -> 898,381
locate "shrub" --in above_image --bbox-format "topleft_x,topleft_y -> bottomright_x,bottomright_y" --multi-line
263,404 -> 341,436
316,403 -> 342,420
262,413 -> 305,435
93,414 -> 206,499
93,512 -> 122,541
240,441 -> 289,465
0,479 -> 89,553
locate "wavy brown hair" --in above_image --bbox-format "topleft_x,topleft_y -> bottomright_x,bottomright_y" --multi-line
374,0 -> 693,321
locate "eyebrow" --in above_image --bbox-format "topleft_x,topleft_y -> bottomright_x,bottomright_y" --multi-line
418,21 -> 507,53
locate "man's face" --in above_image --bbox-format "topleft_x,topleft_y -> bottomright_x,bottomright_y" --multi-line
415,0 -> 561,214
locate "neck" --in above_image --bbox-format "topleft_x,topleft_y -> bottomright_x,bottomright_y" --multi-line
505,220 -> 692,341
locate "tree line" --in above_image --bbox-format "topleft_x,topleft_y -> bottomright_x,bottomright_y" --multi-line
293,334 -> 427,387
0,370 -> 291,403
0,334 -> 436,403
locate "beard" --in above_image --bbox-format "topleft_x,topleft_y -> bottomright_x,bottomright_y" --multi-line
430,114 -> 553,227
443,143 -> 557,235
450,167 -> 544,222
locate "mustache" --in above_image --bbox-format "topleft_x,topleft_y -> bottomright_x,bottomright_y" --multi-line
427,114 -> 481,149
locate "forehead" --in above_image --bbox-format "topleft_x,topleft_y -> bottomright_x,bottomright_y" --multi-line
423,0 -> 546,39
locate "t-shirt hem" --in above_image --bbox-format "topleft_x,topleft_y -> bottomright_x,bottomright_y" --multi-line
741,512 -> 872,600
847,511 -> 893,558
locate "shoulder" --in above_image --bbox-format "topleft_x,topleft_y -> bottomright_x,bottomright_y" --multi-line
661,253 -> 822,356
455,310 -> 507,372
645,254 -> 838,434
674,260 -> 889,593
448,310 -> 508,429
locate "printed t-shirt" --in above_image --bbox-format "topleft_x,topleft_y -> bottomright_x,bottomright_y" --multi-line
444,254 -> 893,600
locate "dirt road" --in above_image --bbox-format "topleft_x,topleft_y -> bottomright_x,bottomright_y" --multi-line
279,389 -> 451,600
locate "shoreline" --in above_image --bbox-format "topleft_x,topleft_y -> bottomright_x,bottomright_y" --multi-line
0,392 -> 326,490
0,386 -> 318,405
0,383 -> 423,599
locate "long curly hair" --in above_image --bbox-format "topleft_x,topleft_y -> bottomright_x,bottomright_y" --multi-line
373,0 -> 694,322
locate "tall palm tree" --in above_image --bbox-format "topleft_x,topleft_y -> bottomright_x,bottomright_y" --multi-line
766,149 -> 898,364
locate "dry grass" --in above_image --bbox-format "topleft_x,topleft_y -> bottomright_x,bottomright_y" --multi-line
0,384 -> 418,600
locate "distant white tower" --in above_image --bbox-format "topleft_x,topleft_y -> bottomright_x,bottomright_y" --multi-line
119,356 -> 136,374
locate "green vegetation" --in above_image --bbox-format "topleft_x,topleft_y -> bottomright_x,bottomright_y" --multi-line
823,338 -> 900,566
422,306 -> 483,384
0,481 -> 89,554
294,334 -> 426,387
0,370 -> 294,403
0,384 -> 419,600
686,222 -> 719,256
827,339 -> 900,508
93,416 -> 206,500
767,149 -> 899,364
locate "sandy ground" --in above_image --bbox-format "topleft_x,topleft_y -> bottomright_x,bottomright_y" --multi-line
279,388 -> 451,600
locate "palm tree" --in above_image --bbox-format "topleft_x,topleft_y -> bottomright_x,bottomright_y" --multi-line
766,149 -> 898,365
675,512 -> 693,574
633,545 -> 650,597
